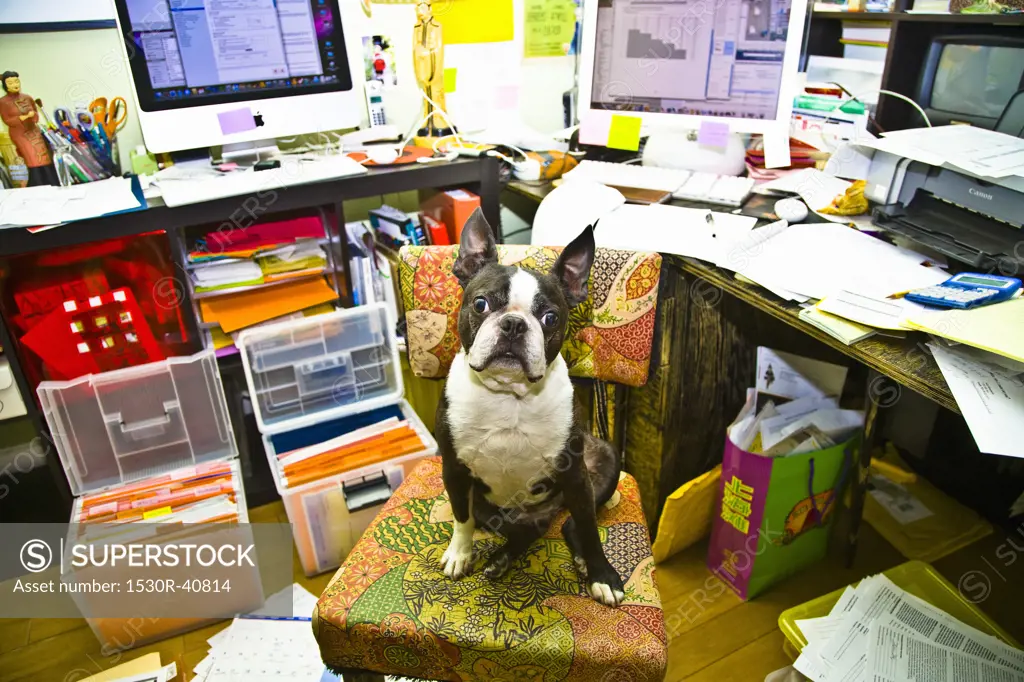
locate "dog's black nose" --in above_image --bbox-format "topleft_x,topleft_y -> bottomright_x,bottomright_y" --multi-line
500,315 -> 528,338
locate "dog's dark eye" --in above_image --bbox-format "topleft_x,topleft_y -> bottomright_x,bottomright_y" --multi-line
473,297 -> 490,314
541,311 -> 558,327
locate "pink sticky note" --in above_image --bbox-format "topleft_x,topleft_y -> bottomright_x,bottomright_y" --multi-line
698,120 -> 730,148
579,110 -> 613,146
218,108 -> 257,135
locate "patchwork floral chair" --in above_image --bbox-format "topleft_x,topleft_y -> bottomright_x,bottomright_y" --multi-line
313,458 -> 667,682
312,244 -> 666,682
398,244 -> 662,387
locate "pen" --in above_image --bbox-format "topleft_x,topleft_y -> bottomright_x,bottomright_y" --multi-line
706,211 -> 716,238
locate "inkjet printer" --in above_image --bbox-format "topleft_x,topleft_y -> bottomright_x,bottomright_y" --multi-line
867,151 -> 1023,270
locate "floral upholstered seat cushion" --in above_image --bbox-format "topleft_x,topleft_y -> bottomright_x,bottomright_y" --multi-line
398,246 -> 661,387
313,458 -> 667,682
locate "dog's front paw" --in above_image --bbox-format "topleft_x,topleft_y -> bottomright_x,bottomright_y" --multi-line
586,562 -> 625,607
482,549 -> 513,579
440,537 -> 474,579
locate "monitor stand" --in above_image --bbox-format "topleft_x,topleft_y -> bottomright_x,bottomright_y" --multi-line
220,139 -> 281,167
642,130 -> 747,176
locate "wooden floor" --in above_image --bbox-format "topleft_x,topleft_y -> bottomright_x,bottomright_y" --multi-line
3,503 -> 1021,682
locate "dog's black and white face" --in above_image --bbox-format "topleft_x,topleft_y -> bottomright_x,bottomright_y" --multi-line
452,209 -> 595,384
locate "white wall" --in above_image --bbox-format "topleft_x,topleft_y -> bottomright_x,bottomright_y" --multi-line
0,1 -> 574,166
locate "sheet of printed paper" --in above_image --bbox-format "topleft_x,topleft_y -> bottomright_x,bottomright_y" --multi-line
929,344 -> 1024,459
867,619 -> 1024,682
756,347 -> 849,400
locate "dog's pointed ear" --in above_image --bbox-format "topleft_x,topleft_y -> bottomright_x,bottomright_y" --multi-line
552,223 -> 596,307
453,208 -> 498,288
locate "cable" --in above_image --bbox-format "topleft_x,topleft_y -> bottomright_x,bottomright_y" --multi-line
823,89 -> 931,131
816,89 -> 931,153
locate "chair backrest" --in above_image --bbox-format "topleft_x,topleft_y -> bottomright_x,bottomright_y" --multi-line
996,89 -> 1024,139
398,244 -> 662,386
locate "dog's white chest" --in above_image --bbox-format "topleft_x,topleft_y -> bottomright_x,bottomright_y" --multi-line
445,352 -> 574,508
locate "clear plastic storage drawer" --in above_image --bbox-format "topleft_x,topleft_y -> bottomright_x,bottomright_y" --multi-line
37,351 -> 237,496
238,305 -> 402,432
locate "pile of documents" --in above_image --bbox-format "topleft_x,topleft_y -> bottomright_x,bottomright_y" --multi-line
793,574 -> 1024,682
191,216 -> 338,354
729,348 -> 863,456
193,583 -> 340,681
75,461 -> 243,529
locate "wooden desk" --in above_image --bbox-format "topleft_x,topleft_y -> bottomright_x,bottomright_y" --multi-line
505,179 -> 960,564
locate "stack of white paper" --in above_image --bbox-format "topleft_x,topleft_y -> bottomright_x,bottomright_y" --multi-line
0,177 -> 142,229
794,574 -> 1024,682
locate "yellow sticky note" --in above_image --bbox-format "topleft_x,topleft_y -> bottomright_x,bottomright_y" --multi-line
435,0 -> 514,44
444,68 -> 458,93
143,506 -> 172,520
607,115 -> 642,151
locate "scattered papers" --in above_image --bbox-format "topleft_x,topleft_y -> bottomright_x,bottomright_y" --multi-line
0,178 -> 142,228
929,343 -> 1024,460
593,204 -> 757,263
794,573 -> 1024,682
736,222 -> 948,300
881,125 -> 1024,180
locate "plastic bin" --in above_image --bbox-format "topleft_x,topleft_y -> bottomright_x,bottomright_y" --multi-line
778,560 -> 1021,661
37,350 -> 259,651
238,304 -> 439,576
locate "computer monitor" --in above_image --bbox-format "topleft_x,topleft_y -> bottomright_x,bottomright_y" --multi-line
577,0 -> 808,136
917,35 -> 1024,130
112,0 -> 364,154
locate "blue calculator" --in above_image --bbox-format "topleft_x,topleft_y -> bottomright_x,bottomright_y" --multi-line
905,273 -> 1022,309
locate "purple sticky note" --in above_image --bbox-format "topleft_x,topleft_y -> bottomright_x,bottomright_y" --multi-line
698,120 -> 730,148
218,108 -> 257,135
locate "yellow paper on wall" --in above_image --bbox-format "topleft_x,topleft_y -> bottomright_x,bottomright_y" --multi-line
436,0 -> 514,44
80,654 -> 164,682
652,465 -> 722,564
524,0 -> 577,58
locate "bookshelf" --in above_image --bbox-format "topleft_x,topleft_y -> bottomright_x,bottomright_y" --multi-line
804,10 -> 1024,130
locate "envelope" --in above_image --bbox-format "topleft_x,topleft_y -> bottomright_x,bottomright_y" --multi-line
0,357 -> 28,421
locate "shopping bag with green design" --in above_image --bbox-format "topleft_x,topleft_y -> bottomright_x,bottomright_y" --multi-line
707,436 -> 856,600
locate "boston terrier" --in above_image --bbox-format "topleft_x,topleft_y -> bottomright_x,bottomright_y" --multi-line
434,208 -> 625,607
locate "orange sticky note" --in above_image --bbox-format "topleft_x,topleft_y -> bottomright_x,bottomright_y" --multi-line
201,278 -> 338,333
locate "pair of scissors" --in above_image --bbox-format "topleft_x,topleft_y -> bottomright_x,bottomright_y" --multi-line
88,97 -> 128,139
54,106 -> 95,139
